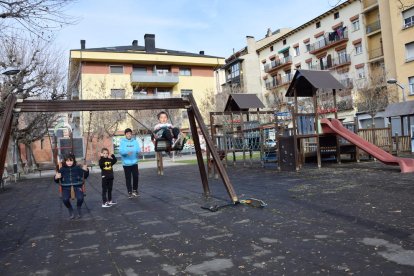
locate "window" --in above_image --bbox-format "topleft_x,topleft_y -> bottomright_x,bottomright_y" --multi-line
406,42 -> 414,62
316,21 -> 321,28
132,67 -> 146,74
403,7 -> 414,28
306,61 -> 312,69
111,89 -> 126,98
156,67 -> 170,75
409,76 -> 414,95
338,50 -> 348,63
356,67 -> 365,79
270,46 -> 274,51
229,63 -> 240,79
283,39 -> 287,45
181,89 -> 193,97
305,43 -> 310,52
109,65 -> 124,74
179,68 -> 192,76
352,19 -> 360,31
334,12 -> 339,19
156,88 -> 171,98
355,43 -> 362,55
294,46 -> 300,56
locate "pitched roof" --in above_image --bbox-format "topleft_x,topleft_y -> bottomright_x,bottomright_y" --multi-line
71,45 -> 223,59
224,94 -> 265,111
285,69 -> 345,97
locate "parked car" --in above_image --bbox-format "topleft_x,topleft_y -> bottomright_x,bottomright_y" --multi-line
264,138 -> 276,148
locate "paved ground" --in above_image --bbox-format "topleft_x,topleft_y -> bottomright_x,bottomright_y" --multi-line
1,157 -> 414,275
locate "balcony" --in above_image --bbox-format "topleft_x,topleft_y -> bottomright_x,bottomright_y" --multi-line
130,72 -> 179,87
368,47 -> 383,62
309,54 -> 351,70
275,73 -> 293,88
265,78 -> 277,90
362,0 -> 378,13
366,20 -> 381,35
309,31 -> 348,55
264,56 -> 292,73
339,78 -> 354,89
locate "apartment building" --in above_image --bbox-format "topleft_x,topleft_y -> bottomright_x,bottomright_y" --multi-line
217,28 -> 291,105
257,0 -> 365,123
68,34 -> 225,134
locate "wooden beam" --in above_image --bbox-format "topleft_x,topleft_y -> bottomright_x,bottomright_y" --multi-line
15,98 -> 190,112
187,108 -> 210,197
187,94 -> 238,203
0,95 -> 17,181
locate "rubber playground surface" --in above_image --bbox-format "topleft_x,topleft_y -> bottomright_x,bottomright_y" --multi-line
1,158 -> 414,275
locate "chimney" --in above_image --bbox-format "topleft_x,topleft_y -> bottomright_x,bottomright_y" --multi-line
80,40 -> 86,49
144,34 -> 155,53
132,40 -> 138,47
199,51 -> 204,55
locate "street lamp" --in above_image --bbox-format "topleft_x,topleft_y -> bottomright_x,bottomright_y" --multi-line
387,78 -> 406,102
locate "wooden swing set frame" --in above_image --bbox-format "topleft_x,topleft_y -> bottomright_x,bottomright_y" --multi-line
0,94 -> 239,203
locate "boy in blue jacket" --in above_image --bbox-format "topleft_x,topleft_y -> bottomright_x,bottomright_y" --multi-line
54,153 -> 89,219
119,128 -> 141,198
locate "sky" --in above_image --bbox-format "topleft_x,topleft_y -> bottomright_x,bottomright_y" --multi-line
55,0 -> 346,58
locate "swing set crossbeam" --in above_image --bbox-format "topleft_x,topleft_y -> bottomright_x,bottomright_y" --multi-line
15,98 -> 189,112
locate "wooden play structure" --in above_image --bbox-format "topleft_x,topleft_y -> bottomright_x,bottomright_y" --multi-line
282,69 -> 414,173
0,94 -> 239,202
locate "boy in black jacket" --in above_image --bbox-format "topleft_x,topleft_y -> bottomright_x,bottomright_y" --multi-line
99,148 -> 118,207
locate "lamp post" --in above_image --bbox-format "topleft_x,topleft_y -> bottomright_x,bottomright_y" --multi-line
1,67 -> 21,175
387,78 -> 406,102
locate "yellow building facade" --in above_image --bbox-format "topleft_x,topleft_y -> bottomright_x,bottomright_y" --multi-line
68,34 -> 224,133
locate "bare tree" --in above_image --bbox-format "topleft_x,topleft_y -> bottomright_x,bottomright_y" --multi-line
0,0 -> 78,40
0,35 -> 68,168
354,65 -> 398,127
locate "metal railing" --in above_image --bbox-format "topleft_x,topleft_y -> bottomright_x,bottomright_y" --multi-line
309,30 -> 348,53
368,47 -> 383,60
366,20 -> 381,34
130,71 -> 179,83
264,56 -> 292,72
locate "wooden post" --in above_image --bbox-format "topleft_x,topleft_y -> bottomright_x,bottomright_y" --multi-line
208,112 -> 214,178
187,108 -> 210,197
239,112 -> 246,167
156,152 -> 164,175
395,132 -> 400,156
293,88 -> 300,171
313,91 -> 321,168
0,96 -> 18,181
354,116 -> 360,162
333,89 -> 341,164
187,95 -> 238,203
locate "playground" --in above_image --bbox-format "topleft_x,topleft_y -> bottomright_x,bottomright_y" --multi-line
1,158 -> 414,275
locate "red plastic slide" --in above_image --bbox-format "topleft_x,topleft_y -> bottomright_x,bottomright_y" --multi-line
320,118 -> 414,173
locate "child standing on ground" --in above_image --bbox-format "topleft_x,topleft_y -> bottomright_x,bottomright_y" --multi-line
153,111 -> 184,150
99,148 -> 118,207
54,153 -> 89,219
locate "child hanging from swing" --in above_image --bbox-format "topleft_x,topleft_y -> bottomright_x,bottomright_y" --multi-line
153,111 -> 185,151
54,153 -> 89,219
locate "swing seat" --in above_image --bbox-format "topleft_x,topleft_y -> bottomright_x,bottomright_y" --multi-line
154,138 -> 186,152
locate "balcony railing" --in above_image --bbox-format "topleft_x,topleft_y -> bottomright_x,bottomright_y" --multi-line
309,30 -> 348,54
340,78 -> 353,89
265,78 -> 277,90
368,47 -> 383,60
366,20 -> 381,34
130,71 -> 179,84
275,73 -> 293,87
264,56 -> 292,73
309,54 -> 351,70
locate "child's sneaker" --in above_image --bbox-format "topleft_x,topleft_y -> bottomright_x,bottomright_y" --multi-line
128,192 -> 133,199
102,202 -> 112,208
108,201 -> 117,205
172,133 -> 184,149
132,190 -> 139,197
